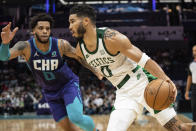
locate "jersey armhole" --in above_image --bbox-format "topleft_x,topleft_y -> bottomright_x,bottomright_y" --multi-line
102,38 -> 120,56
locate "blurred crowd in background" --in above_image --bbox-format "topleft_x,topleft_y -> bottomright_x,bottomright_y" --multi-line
0,0 -> 196,116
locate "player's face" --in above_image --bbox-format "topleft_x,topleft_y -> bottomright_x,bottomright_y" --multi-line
33,21 -> 51,44
69,14 -> 86,39
193,46 -> 196,58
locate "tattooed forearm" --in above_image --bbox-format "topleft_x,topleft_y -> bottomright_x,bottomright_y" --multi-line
13,41 -> 27,51
77,56 -> 100,75
164,118 -> 185,131
164,118 -> 177,130
104,29 -> 116,40
77,57 -> 94,71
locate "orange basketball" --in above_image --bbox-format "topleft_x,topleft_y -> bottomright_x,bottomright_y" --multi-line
144,79 -> 175,110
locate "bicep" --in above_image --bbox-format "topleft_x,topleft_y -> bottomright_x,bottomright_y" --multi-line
112,33 -> 143,63
121,44 -> 143,63
9,41 -> 27,60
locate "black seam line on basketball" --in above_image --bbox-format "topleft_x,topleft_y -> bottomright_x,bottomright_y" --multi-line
159,81 -> 170,109
145,84 -> 148,106
153,80 -> 165,109
145,80 -> 153,107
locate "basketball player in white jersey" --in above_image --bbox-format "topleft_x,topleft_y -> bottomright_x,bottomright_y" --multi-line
68,5 -> 196,131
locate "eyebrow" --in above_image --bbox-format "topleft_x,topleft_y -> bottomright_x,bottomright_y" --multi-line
38,25 -> 50,28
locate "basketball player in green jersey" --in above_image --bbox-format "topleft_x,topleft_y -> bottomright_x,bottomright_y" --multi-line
68,5 -> 196,131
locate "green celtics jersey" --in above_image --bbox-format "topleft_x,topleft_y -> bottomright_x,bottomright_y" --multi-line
79,27 -> 138,87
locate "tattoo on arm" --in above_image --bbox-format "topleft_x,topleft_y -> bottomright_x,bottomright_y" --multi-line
60,40 -> 67,55
77,56 -> 98,75
13,41 -> 27,51
77,57 -> 91,70
60,40 -> 99,75
60,40 -> 75,57
164,118 -> 185,131
60,40 -> 101,77
104,29 -> 117,40
9,41 -> 28,59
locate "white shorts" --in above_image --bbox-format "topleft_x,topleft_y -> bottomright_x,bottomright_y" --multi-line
113,68 -> 176,126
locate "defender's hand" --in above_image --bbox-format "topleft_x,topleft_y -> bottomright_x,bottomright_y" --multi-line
1,22 -> 18,44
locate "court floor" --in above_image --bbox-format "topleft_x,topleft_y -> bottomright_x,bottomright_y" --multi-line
0,114 -> 192,131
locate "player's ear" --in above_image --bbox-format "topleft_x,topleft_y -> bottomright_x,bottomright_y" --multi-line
83,17 -> 89,27
31,29 -> 35,35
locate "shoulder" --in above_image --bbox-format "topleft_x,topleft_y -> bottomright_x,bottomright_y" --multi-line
58,39 -> 69,45
57,39 -> 74,56
103,28 -> 132,52
57,39 -> 72,50
18,41 -> 31,59
14,41 -> 29,50
103,28 -> 128,44
103,28 -> 118,40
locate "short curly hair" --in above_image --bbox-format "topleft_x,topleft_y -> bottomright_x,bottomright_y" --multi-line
70,5 -> 96,25
30,13 -> 54,29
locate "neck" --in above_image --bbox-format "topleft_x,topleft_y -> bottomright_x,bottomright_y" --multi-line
35,38 -> 50,51
83,26 -> 97,46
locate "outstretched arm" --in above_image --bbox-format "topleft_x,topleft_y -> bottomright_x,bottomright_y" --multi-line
59,39 -> 103,80
0,22 -> 28,61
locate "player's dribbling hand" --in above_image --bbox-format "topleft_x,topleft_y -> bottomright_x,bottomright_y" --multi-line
166,79 -> 177,102
1,22 -> 18,44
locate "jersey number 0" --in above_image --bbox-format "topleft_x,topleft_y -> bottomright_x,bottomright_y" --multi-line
101,65 -> 113,77
43,72 -> 55,80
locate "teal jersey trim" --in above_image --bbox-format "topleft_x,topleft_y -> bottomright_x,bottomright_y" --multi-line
33,37 -> 52,55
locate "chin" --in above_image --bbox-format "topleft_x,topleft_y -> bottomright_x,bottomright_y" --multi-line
40,39 -> 49,44
76,35 -> 83,40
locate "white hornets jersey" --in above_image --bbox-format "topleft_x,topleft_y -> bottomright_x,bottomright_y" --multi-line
79,28 -> 140,88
